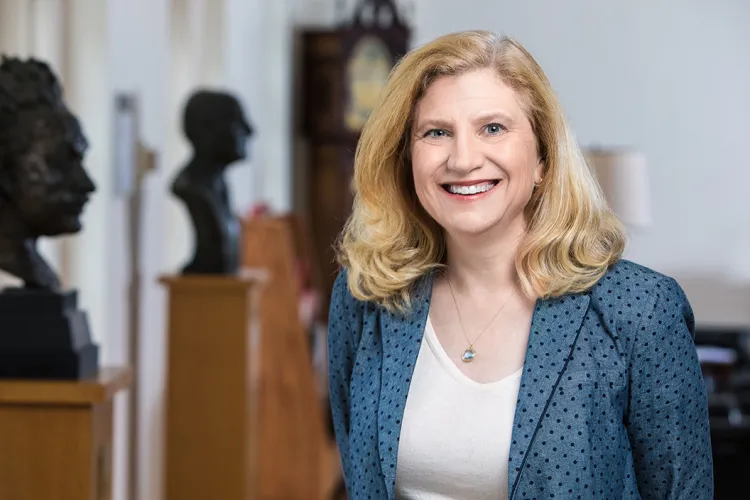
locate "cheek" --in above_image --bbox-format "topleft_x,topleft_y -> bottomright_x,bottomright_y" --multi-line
410,148 -> 440,206
411,163 -> 430,196
16,176 -> 47,201
410,143 -> 444,184
492,142 -> 538,187
18,154 -> 62,188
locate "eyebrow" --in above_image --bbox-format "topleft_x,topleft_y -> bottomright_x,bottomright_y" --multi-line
414,111 -> 515,132
473,111 -> 515,124
413,118 -> 453,132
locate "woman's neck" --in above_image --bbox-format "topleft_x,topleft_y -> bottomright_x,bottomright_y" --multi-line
443,216 -> 526,295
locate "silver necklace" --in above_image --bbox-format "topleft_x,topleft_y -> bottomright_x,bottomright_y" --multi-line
446,274 -> 515,363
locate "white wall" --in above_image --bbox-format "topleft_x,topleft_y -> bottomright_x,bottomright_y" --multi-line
106,2 -> 171,498
411,0 -> 750,325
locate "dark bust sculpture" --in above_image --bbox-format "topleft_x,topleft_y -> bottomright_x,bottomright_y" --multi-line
0,56 -> 99,379
171,90 -> 254,275
0,56 -> 95,290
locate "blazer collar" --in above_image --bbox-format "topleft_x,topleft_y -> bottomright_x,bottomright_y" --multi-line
377,272 -> 591,500
507,292 -> 590,499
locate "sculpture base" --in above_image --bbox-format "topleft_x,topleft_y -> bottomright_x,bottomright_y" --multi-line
0,288 -> 99,380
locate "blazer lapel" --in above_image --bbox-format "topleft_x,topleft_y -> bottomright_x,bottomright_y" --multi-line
508,292 -> 591,498
377,272 -> 434,500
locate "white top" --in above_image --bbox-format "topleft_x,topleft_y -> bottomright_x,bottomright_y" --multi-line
394,318 -> 523,500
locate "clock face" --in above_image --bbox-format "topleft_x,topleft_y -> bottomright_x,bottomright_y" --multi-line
344,35 -> 393,132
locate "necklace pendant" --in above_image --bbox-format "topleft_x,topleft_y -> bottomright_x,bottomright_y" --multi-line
461,347 -> 477,363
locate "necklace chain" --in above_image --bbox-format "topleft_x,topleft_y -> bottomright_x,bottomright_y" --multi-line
446,273 -> 515,362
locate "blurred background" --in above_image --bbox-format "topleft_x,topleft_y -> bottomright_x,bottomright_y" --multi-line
0,0 -> 748,499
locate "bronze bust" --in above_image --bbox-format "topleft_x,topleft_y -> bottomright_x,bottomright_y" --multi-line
171,89 -> 254,275
0,56 -> 95,291
0,56 -> 99,379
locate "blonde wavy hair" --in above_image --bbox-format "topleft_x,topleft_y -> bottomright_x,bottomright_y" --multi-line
336,30 -> 625,313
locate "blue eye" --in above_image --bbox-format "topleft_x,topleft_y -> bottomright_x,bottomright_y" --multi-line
484,123 -> 505,135
424,129 -> 447,138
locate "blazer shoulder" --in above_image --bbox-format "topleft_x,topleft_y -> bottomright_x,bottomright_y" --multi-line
589,259 -> 694,332
330,268 -> 354,307
328,268 -> 367,342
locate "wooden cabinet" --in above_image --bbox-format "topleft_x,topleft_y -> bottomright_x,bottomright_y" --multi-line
298,0 -> 411,316
304,142 -> 356,312
0,367 -> 132,500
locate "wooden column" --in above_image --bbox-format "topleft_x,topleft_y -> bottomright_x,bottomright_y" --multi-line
160,273 -> 265,500
0,367 -> 132,500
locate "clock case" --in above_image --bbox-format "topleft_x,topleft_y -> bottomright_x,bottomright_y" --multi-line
298,0 -> 411,316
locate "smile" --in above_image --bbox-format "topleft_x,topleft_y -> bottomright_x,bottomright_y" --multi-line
441,180 -> 500,196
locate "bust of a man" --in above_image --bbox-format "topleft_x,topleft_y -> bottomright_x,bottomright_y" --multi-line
0,56 -> 95,291
171,90 -> 254,275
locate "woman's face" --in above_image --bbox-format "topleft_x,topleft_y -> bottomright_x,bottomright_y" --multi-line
410,68 -> 543,239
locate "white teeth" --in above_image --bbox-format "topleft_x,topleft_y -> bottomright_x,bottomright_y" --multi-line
447,181 -> 497,195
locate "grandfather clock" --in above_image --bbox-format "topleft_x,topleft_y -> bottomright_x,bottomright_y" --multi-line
300,0 -> 411,316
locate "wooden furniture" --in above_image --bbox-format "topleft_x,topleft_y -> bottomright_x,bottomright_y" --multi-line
241,214 -> 339,500
162,214 -> 340,500
0,367 -> 132,500
161,273 -> 265,500
298,0 -> 411,317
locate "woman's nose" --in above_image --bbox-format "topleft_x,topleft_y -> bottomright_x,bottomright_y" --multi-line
446,134 -> 483,173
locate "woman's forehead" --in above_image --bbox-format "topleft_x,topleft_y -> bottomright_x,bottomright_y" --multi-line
413,69 -> 529,124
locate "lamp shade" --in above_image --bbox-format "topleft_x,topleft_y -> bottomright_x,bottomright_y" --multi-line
585,148 -> 651,228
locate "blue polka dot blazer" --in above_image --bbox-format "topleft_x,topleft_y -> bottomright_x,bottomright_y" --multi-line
327,260 -> 714,499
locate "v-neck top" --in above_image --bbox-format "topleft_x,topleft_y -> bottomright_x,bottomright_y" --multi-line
394,317 -> 523,499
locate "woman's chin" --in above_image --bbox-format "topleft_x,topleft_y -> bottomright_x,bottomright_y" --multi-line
437,208 -> 528,240
440,217 -> 499,238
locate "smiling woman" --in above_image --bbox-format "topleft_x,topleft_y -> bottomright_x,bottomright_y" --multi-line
328,31 -> 713,500
410,68 -> 544,247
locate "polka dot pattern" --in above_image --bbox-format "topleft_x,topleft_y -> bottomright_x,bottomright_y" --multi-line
328,261 -> 713,499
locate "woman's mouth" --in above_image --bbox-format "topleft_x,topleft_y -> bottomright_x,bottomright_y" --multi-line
441,180 -> 500,198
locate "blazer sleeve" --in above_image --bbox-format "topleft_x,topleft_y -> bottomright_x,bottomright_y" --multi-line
626,277 -> 714,499
327,269 -> 364,490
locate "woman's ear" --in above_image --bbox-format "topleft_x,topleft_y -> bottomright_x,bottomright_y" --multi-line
534,158 -> 545,185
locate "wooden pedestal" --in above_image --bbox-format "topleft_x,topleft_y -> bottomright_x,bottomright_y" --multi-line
161,274 -> 265,500
0,367 -> 132,500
